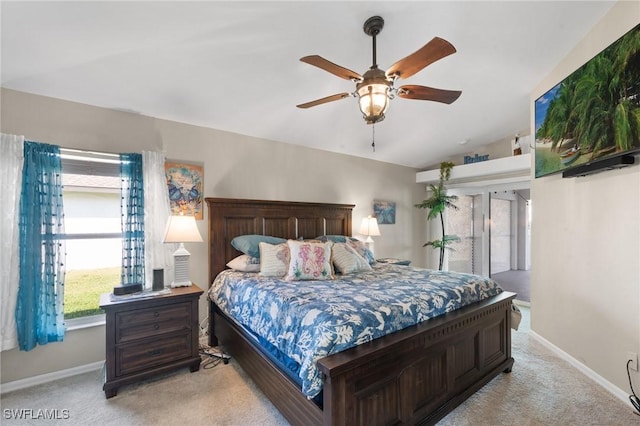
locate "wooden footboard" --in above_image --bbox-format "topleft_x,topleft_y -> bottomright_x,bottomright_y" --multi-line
210,291 -> 515,426
210,305 -> 324,424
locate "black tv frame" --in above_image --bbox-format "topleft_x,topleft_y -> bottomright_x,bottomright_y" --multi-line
534,23 -> 640,178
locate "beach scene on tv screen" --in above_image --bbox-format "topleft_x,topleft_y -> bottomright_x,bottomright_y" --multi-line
534,23 -> 640,178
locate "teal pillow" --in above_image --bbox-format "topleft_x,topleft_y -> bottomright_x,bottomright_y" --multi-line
231,235 -> 287,258
315,235 -> 347,243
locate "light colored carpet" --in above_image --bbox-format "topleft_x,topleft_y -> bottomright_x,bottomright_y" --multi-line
1,359 -> 287,425
437,306 -> 638,425
2,307 -> 638,425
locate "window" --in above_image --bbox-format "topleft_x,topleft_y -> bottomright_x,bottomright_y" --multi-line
61,150 -> 122,322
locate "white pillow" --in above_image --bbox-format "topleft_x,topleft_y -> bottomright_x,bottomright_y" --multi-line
226,254 -> 260,272
332,242 -> 372,274
259,242 -> 290,277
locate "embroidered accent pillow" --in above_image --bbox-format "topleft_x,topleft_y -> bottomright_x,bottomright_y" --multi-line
259,242 -> 290,277
285,240 -> 334,281
226,254 -> 260,272
332,242 -> 372,274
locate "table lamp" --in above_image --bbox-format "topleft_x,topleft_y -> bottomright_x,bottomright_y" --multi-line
163,214 -> 203,287
359,215 -> 381,255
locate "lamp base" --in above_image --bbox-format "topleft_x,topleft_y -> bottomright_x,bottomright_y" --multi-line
172,245 -> 192,288
364,240 -> 375,257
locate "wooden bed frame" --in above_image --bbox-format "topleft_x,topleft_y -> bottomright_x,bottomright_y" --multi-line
206,197 -> 515,426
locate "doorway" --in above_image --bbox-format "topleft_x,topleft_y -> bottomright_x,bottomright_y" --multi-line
446,185 -> 531,304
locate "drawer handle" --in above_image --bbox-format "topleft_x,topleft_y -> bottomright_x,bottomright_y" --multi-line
153,312 -> 160,317
148,348 -> 164,356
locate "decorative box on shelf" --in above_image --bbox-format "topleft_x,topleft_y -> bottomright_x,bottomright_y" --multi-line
376,258 -> 411,266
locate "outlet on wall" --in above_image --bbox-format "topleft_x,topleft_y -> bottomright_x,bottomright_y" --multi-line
627,352 -> 638,371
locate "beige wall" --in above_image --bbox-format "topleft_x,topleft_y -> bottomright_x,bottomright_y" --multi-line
0,88 -> 427,383
531,1 -> 640,396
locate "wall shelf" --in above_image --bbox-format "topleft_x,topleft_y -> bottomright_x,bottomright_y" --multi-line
416,153 -> 531,187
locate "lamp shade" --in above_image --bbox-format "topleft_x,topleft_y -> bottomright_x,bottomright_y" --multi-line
359,215 -> 381,237
163,215 -> 203,243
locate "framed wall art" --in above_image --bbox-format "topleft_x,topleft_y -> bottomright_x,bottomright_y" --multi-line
373,200 -> 396,224
165,161 -> 204,219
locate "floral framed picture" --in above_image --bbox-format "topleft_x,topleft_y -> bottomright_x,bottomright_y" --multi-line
373,200 -> 396,224
164,161 -> 204,220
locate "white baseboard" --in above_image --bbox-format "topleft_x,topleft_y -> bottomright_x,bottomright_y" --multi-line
0,361 -> 104,395
529,330 -> 633,409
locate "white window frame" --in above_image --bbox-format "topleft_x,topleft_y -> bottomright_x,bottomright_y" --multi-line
60,149 -> 122,329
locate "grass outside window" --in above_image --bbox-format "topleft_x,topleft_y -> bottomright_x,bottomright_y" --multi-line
64,267 -> 119,319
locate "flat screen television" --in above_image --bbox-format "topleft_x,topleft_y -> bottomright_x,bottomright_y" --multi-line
534,23 -> 640,178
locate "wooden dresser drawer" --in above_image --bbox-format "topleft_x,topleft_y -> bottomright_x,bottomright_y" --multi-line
116,332 -> 192,376
116,303 -> 191,343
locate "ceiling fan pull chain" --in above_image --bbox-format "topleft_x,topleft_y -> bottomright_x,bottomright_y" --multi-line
371,123 -> 376,152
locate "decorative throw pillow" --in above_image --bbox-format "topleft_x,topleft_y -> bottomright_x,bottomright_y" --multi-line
332,242 -> 372,274
259,242 -> 290,277
315,235 -> 348,243
346,238 -> 376,265
285,240 -> 334,281
231,235 -> 287,258
226,254 -> 260,272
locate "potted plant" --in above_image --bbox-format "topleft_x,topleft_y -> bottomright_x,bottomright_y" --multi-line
415,161 -> 460,270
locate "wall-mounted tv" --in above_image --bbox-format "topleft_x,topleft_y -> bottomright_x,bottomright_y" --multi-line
534,23 -> 640,178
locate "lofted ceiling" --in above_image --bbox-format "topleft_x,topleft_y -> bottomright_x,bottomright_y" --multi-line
0,1 -> 615,169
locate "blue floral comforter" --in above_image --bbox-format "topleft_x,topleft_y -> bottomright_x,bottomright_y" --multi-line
208,264 -> 503,398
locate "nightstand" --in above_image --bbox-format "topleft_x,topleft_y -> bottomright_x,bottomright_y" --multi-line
376,258 -> 412,266
99,285 -> 204,398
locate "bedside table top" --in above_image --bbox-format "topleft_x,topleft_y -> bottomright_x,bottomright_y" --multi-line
99,284 -> 203,309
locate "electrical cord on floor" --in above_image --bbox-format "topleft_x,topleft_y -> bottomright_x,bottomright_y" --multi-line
199,345 -> 231,370
199,347 -> 222,369
627,360 -> 640,416
199,316 -> 209,338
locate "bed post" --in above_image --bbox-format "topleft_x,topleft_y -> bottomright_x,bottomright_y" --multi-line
208,301 -> 218,347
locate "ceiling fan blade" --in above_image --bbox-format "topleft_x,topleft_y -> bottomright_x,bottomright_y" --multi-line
397,85 -> 462,104
386,37 -> 457,80
296,92 -> 352,109
300,55 -> 363,81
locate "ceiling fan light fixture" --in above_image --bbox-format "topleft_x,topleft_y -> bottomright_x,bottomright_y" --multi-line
357,82 -> 390,124
297,15 -> 461,128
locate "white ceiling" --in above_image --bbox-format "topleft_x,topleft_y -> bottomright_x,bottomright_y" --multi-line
1,1 -> 615,169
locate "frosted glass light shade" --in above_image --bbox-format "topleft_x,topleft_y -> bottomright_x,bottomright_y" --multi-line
357,83 -> 390,124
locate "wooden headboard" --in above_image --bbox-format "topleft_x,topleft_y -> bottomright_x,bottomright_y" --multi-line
205,198 -> 355,286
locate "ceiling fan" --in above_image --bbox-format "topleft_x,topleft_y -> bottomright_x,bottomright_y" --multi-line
297,16 -> 461,125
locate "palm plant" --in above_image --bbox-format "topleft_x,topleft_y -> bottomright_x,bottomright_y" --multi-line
415,161 -> 459,271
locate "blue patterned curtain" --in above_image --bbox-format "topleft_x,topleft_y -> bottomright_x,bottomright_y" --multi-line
16,141 -> 66,351
120,153 -> 145,285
